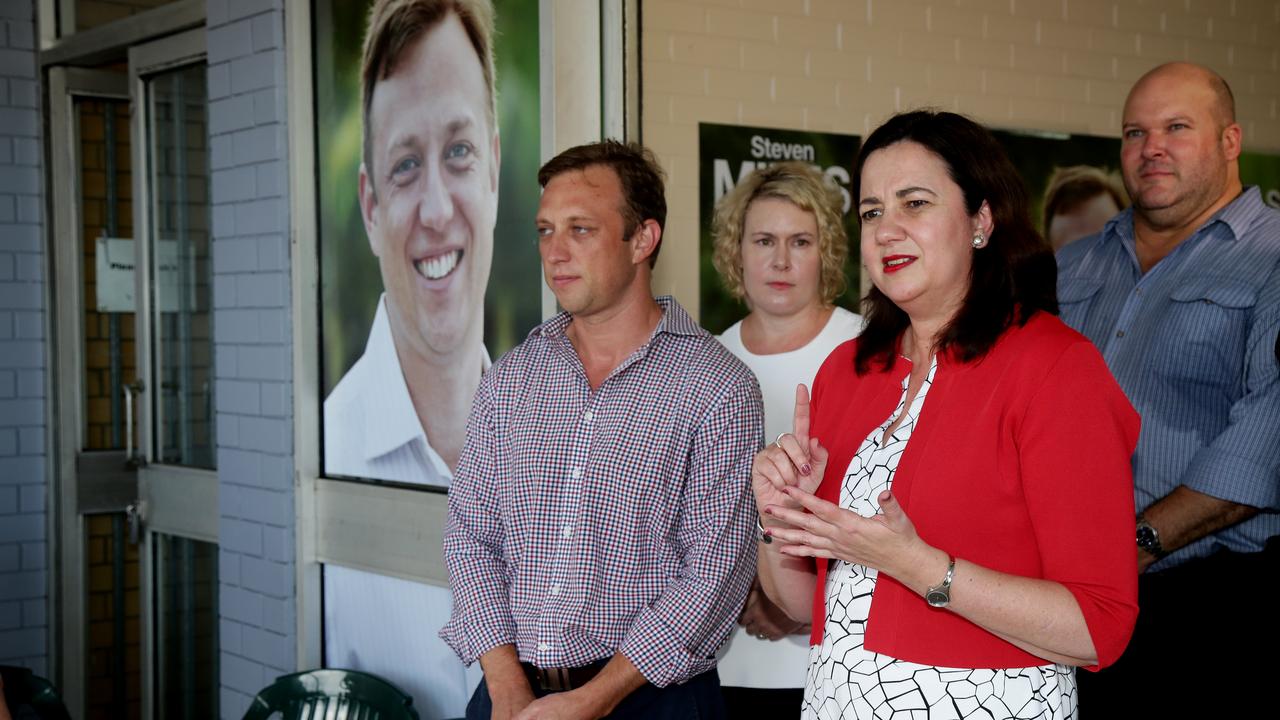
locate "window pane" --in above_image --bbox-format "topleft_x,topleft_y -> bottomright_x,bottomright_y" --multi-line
146,64 -> 215,469
154,533 -> 219,719
78,97 -> 137,453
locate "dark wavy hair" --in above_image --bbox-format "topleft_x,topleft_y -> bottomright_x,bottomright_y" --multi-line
853,110 -> 1058,374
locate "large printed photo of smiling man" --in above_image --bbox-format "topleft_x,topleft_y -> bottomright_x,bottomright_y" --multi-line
314,0 -> 541,717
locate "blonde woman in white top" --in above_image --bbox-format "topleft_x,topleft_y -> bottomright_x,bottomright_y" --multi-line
712,162 -> 863,718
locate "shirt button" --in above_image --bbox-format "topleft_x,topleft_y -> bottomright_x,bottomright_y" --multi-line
549,584 -> 561,596
562,525 -> 574,539
1116,330 -> 1125,338
583,410 -> 594,423
537,642 -> 550,652
571,467 -> 582,479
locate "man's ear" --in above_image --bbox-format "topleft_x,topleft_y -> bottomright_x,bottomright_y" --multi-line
358,162 -> 381,256
631,218 -> 662,266
1221,122 -> 1243,162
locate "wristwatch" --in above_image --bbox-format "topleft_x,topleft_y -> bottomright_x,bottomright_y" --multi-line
925,556 -> 956,608
1136,515 -> 1165,558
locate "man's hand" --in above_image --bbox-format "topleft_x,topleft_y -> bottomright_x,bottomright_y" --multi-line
479,645 -> 537,720
739,582 -> 806,640
513,654 -> 647,720
512,689 -> 597,720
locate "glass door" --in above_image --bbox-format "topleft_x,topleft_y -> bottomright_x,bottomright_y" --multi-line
48,22 -> 217,720
128,28 -> 219,720
48,65 -> 140,720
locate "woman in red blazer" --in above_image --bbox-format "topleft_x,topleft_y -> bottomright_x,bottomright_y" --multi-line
752,111 -> 1139,720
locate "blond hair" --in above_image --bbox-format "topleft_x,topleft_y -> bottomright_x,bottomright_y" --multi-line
711,162 -> 848,304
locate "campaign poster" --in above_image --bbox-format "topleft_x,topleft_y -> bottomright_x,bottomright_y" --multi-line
314,0 -> 541,487
990,128 -> 1124,234
698,122 -> 862,335
1240,150 -> 1280,209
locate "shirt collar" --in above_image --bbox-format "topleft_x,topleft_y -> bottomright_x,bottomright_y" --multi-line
360,297 -> 428,463
1104,185 -> 1266,247
532,295 -> 702,341
358,296 -> 491,476
1215,186 -> 1269,241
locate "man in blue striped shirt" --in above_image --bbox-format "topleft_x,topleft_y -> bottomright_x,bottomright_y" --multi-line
1059,62 -> 1279,714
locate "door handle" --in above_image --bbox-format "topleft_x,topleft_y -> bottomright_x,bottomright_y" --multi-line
126,501 -> 146,545
123,380 -> 147,469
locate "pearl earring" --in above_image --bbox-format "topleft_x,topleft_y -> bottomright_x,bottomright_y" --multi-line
972,232 -> 986,248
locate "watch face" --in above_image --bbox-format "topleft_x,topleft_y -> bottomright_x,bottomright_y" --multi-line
1137,525 -> 1158,551
926,590 -> 949,608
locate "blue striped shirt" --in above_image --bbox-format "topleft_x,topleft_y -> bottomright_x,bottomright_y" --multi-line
1056,186 -> 1280,571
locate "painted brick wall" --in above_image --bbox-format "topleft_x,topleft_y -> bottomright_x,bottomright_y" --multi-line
0,0 -> 48,677
643,0 -> 1280,313
207,0 -> 295,715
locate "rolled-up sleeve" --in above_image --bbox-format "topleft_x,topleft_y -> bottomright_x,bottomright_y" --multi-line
1020,341 -> 1141,671
439,376 -> 515,665
1181,275 -> 1280,511
618,376 -> 763,687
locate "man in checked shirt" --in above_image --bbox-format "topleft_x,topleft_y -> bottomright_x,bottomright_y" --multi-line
441,140 -> 764,720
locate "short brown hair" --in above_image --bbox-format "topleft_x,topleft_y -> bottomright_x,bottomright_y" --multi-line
711,162 -> 848,306
537,140 -> 668,268
360,0 -> 497,179
1042,165 -> 1128,237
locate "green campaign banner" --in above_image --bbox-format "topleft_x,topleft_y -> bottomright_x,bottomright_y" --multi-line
698,122 -> 861,334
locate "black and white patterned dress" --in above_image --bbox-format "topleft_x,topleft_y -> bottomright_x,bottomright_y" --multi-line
803,358 -> 1076,720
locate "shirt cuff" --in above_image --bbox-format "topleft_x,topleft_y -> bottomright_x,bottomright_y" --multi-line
1182,447 -> 1280,511
438,604 -> 517,666
618,606 -> 715,688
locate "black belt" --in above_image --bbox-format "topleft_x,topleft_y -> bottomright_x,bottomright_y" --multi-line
521,658 -> 609,693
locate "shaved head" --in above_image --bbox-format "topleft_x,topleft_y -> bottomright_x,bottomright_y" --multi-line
1130,62 -> 1236,130
1120,61 -> 1243,238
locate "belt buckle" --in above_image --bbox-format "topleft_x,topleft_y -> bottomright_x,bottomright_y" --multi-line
538,666 -> 570,692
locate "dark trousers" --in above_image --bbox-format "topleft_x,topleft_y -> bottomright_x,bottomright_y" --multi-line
1077,541 -> 1278,716
722,686 -> 803,719
466,668 -> 725,720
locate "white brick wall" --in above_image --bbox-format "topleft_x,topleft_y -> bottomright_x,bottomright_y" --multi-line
207,0 -> 294,715
0,0 -> 47,677
643,0 -> 1280,314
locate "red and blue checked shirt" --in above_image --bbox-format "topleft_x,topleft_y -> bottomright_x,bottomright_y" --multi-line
439,296 -> 763,688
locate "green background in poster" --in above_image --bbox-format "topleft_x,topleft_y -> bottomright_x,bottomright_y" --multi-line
990,129 -> 1124,235
1240,151 -> 1280,209
314,0 -> 542,395
698,122 -> 862,336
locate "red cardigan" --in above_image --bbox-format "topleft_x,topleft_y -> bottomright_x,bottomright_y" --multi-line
807,313 -> 1140,670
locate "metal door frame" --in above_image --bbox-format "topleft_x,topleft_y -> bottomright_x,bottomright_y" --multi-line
47,64 -> 131,720
128,27 -> 217,720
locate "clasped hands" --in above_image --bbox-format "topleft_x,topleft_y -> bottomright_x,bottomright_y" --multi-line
751,385 -> 931,579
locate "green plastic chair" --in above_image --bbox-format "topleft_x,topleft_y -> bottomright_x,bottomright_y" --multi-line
0,665 -> 72,720
241,668 -> 420,720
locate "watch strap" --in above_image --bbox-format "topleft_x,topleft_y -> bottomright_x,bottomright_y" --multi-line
926,556 -> 956,608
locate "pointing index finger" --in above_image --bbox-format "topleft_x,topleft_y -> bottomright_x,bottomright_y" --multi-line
794,384 -> 811,447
